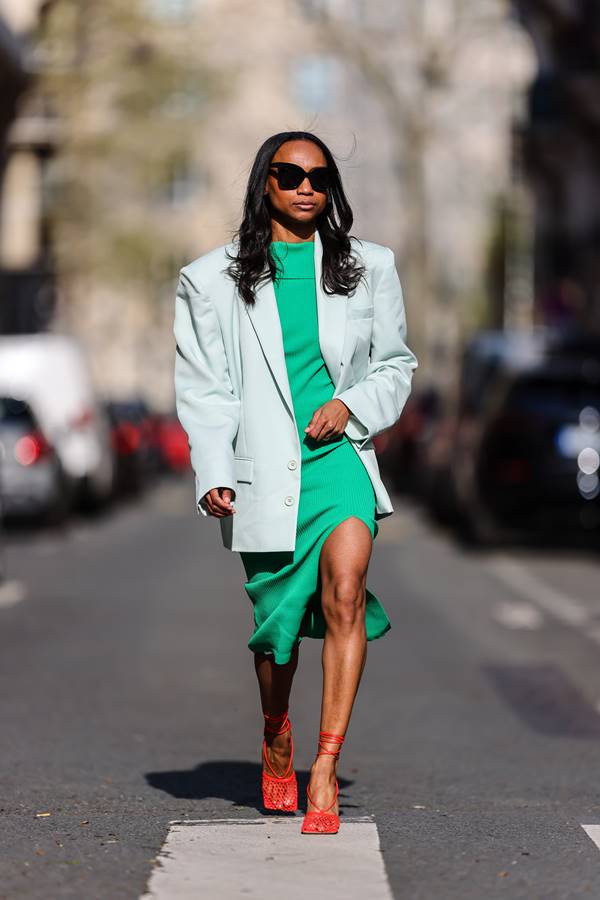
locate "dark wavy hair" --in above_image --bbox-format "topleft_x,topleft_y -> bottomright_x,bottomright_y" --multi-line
225,131 -> 366,306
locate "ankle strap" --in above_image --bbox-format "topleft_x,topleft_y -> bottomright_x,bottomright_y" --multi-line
316,731 -> 345,760
263,710 -> 291,736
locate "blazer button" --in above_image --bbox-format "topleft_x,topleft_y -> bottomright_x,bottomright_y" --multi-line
287,459 -> 298,470
284,495 -> 294,506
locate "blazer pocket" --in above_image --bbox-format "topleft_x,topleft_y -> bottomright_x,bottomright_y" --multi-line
348,305 -> 375,319
234,455 -> 254,483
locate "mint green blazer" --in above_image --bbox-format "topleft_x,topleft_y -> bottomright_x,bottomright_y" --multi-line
173,228 -> 418,552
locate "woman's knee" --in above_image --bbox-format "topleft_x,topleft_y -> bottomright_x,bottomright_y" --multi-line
322,573 -> 366,630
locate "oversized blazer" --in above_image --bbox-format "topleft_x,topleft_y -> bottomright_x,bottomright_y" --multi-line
173,228 -> 418,552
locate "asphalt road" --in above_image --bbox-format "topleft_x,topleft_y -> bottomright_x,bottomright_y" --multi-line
2,476 -> 600,899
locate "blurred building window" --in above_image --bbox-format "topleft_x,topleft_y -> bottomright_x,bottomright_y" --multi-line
291,55 -> 339,113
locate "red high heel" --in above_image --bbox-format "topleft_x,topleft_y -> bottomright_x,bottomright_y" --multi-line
261,710 -> 298,812
301,731 -> 345,834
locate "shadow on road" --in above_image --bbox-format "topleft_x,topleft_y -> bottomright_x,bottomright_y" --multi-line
145,761 -> 354,814
483,663 -> 600,738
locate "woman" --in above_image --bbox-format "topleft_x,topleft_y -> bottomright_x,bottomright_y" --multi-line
173,130 -> 417,834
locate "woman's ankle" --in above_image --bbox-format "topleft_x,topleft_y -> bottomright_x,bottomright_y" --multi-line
266,729 -> 291,752
310,756 -> 337,778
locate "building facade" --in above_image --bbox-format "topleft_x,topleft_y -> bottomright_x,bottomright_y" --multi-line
4,0 -> 535,408
0,0 -> 57,334
516,0 -> 600,332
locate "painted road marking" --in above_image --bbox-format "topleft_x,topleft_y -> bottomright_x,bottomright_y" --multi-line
0,579 -> 26,609
581,824 -> 600,851
487,556 -> 589,628
492,601 -> 545,630
140,817 -> 393,900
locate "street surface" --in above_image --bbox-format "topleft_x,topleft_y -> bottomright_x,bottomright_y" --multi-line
2,476 -> 600,899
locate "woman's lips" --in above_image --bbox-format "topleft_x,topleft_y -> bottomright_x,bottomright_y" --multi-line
294,202 -> 316,210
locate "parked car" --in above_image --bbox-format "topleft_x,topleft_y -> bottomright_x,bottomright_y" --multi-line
417,406 -> 461,526
0,395 -> 72,524
155,410 -> 191,473
144,407 -> 168,476
433,328 -> 600,543
0,334 -> 114,511
105,398 -> 158,495
375,387 -> 442,494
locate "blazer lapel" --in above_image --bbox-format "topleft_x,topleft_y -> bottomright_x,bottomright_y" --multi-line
244,229 -> 348,420
244,265 -> 295,418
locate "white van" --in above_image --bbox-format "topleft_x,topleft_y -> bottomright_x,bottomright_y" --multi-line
0,333 -> 114,508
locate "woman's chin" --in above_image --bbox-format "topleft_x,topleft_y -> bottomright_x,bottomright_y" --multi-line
286,209 -> 321,226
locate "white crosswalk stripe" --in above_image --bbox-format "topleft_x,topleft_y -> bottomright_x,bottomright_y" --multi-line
140,816 -> 392,900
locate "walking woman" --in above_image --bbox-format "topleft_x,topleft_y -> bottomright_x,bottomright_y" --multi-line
173,130 -> 417,834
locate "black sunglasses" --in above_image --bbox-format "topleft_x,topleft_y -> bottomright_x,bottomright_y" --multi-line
268,162 -> 332,193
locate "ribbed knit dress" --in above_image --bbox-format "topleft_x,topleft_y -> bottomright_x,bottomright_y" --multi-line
240,240 -> 391,665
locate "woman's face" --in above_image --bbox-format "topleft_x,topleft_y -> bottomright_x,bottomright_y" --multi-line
264,140 -> 329,226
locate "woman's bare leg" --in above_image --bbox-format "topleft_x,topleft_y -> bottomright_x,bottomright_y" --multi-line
255,644 -> 299,775
307,517 -> 372,813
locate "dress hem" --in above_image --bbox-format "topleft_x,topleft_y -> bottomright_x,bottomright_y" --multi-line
248,622 -> 391,666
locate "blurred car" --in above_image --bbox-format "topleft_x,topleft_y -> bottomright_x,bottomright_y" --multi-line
156,410 -> 191,473
417,406 -> 461,525
437,328 -> 600,542
0,334 -> 114,511
145,409 -> 167,475
0,395 -> 72,524
105,398 -> 159,495
374,387 -> 442,494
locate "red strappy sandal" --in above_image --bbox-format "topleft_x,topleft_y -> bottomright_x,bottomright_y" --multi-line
301,730 -> 345,834
261,710 -> 298,812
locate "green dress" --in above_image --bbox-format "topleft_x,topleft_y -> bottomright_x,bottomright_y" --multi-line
240,240 -> 391,665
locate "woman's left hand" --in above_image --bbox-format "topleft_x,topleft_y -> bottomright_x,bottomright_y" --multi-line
304,399 -> 351,441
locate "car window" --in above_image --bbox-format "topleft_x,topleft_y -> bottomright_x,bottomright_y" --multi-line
507,379 -> 600,416
0,397 -> 35,426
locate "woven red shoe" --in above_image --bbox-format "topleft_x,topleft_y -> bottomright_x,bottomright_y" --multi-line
261,710 -> 298,812
301,731 -> 345,834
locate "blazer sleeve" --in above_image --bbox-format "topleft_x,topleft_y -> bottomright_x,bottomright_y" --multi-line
173,269 -> 240,517
336,247 -> 418,450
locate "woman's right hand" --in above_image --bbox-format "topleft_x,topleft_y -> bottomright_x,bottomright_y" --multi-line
202,486 -> 236,517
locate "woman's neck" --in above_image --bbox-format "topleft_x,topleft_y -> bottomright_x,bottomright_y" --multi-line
270,217 -> 316,243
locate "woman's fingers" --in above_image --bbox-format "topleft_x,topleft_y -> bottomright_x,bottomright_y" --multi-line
306,407 -> 330,440
305,403 -> 346,441
204,486 -> 236,517
317,422 -> 334,440
304,408 -> 320,436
